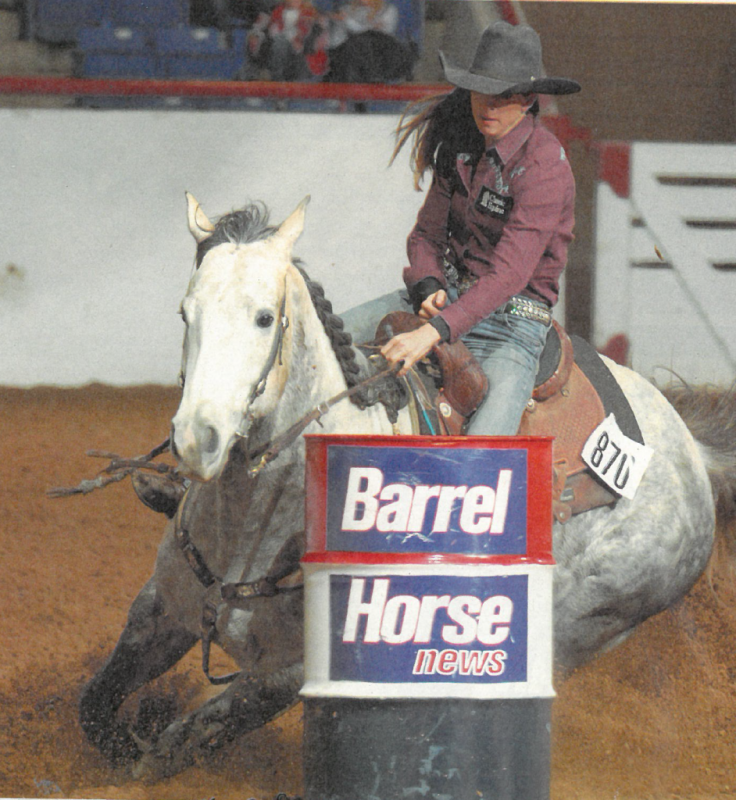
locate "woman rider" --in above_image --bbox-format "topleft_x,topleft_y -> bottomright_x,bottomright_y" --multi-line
381,21 -> 580,435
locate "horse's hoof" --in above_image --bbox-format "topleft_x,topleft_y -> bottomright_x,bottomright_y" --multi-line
96,725 -> 143,767
132,473 -> 186,518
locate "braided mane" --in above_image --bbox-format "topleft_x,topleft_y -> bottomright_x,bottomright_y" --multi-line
196,203 -> 406,420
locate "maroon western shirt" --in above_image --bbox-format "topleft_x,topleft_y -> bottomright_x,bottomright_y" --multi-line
403,113 -> 576,343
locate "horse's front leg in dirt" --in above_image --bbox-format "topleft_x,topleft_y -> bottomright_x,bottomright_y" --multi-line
79,576 -> 198,765
130,662 -> 304,779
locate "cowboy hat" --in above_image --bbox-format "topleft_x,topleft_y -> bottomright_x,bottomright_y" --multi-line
439,21 -> 580,96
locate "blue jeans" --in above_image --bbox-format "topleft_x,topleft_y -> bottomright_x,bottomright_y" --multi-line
448,289 -> 549,435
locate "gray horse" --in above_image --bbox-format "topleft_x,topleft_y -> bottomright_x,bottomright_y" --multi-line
80,195 -> 736,778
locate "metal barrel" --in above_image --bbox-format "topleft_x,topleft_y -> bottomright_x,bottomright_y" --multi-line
301,434 -> 555,800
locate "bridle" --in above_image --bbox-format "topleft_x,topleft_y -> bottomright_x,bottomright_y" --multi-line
235,282 -> 290,441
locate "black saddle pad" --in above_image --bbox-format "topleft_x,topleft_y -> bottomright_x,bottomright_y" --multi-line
570,334 -> 644,445
534,324 -> 562,388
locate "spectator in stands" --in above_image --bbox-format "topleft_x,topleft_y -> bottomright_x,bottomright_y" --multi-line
243,0 -> 328,80
323,0 -> 415,83
381,22 -> 581,436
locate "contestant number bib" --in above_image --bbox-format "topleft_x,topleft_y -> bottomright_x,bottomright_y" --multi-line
582,414 -> 653,500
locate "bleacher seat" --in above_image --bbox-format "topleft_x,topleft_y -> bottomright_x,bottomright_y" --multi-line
154,27 -> 246,80
394,0 -> 423,49
107,0 -> 188,28
34,0 -> 104,44
75,24 -> 159,79
310,0 -> 339,12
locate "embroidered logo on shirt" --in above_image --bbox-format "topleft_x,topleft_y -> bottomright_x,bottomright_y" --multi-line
476,187 -> 514,221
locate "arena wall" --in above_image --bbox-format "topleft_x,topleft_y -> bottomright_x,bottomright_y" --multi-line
1,110 -> 425,386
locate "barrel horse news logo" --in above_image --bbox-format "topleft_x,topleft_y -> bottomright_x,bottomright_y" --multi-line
323,444 -> 533,686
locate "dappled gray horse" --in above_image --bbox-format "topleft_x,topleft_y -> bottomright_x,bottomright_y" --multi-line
80,195 -> 736,778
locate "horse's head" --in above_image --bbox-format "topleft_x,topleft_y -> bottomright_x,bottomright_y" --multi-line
171,193 -> 309,481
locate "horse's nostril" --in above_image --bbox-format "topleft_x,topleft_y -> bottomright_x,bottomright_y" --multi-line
203,426 -> 220,455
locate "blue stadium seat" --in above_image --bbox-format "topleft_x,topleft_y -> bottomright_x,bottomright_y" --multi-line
155,26 -> 229,55
394,0 -> 423,48
75,24 -> 159,79
107,0 -> 188,28
34,0 -> 104,44
154,27 -> 247,80
310,0 -> 339,12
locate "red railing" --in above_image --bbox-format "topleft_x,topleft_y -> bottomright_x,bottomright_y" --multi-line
0,75 -> 446,102
0,74 -> 592,153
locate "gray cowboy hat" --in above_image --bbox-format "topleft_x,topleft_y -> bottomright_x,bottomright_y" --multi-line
439,21 -> 580,96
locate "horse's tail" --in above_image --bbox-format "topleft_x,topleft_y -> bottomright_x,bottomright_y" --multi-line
664,382 -> 736,520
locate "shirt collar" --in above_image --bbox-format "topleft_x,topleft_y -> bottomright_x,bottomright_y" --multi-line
486,113 -> 535,166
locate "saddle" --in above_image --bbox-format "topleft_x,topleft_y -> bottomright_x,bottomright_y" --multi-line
375,311 -> 624,524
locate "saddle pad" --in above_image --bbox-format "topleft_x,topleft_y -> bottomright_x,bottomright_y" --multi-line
535,323 -> 562,387
570,335 -> 644,445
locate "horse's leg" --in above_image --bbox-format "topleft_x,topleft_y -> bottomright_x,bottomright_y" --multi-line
130,662 -> 304,779
79,577 -> 198,765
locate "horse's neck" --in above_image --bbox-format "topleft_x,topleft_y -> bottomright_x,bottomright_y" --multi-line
253,283 -> 392,458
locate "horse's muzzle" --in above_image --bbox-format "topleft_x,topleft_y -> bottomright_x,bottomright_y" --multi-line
170,417 -> 228,482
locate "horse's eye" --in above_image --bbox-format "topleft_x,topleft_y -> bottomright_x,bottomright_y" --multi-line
256,311 -> 275,329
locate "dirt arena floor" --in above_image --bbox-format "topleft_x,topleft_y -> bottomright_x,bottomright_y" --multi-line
2,384 -> 736,800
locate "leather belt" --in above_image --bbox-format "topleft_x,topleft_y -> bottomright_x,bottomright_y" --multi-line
442,257 -> 553,326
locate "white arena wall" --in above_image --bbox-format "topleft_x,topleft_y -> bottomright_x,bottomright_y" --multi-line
1,108 -> 426,387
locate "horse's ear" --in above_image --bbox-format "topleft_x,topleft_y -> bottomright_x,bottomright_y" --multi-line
273,195 -> 310,252
186,192 -> 215,243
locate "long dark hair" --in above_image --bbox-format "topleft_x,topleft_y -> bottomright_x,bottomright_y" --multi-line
391,88 -> 483,189
392,87 -> 541,189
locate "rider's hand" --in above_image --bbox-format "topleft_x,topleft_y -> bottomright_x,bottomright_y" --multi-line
380,324 -> 441,377
418,290 -> 447,320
